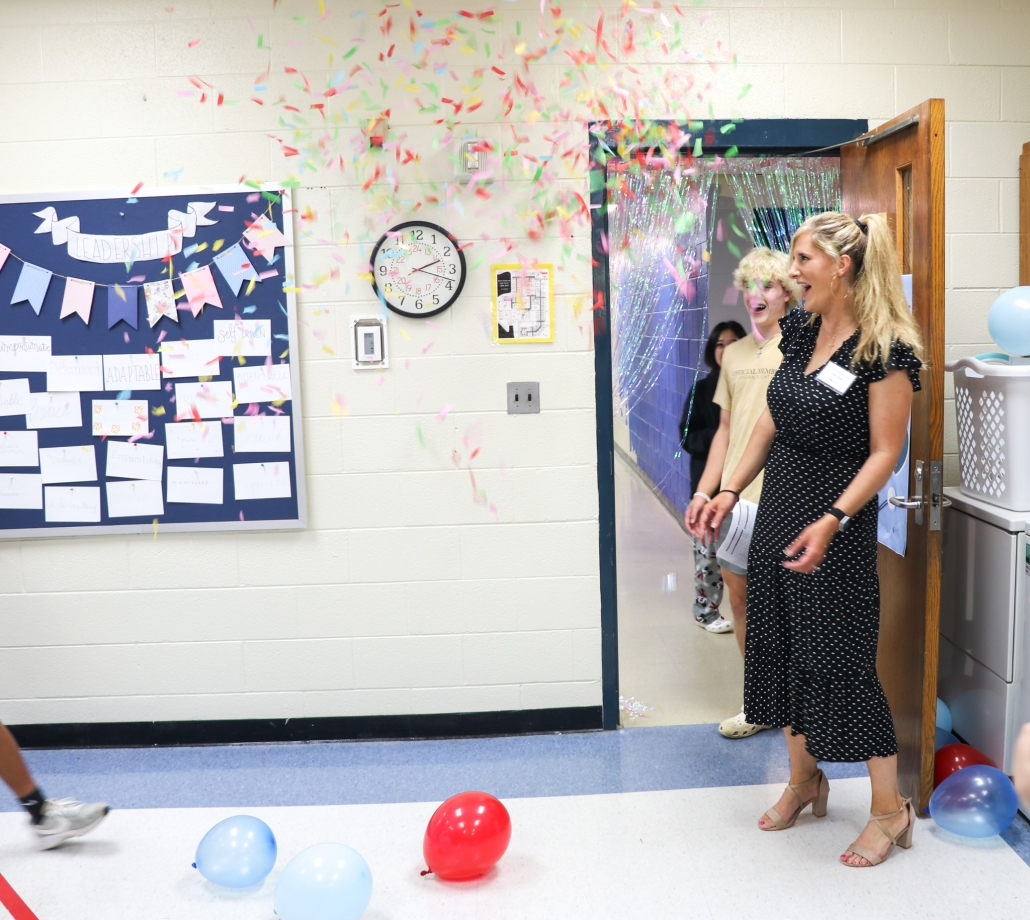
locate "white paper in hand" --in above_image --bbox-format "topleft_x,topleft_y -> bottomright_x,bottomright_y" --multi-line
715,499 -> 759,572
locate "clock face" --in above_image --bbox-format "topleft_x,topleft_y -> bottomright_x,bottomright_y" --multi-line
370,221 -> 467,318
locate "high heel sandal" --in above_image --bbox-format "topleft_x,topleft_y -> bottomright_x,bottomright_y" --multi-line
840,797 -> 915,867
758,769 -> 829,831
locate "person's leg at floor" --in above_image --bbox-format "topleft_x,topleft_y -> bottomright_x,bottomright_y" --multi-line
692,535 -> 723,625
0,722 -> 47,823
759,729 -> 820,828
721,568 -> 747,657
1,720 -> 109,846
841,755 -> 908,866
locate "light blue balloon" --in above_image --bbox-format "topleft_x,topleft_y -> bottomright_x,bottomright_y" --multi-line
929,765 -> 1018,838
275,843 -> 372,920
936,697 -> 953,735
935,727 -> 959,751
194,815 -> 277,889
987,286 -> 1030,356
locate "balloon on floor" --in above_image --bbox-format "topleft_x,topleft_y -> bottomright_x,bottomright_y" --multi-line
929,765 -> 1018,838
934,743 -> 996,789
935,727 -> 960,751
193,815 -> 277,889
275,843 -> 373,920
936,697 -> 953,735
422,791 -> 512,881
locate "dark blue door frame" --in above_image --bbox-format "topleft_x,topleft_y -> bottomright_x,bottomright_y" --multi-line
590,119 -> 869,730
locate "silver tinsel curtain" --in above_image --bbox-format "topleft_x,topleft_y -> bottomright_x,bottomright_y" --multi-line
723,157 -> 841,253
608,166 -> 714,416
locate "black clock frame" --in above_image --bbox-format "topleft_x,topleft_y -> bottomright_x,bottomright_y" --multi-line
369,220 -> 467,319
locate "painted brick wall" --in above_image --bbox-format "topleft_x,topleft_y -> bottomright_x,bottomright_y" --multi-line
0,0 -> 1026,724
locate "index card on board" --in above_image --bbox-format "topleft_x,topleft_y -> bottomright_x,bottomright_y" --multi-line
27,393 -> 82,429
0,379 -> 31,417
102,353 -> 161,391
0,336 -> 51,373
0,431 -> 39,467
39,445 -> 97,484
0,474 -> 43,509
46,355 -> 104,392
45,486 -> 101,523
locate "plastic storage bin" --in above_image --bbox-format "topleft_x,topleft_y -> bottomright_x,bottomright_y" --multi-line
947,354 -> 1030,512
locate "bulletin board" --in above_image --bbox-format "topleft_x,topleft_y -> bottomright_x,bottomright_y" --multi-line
0,185 -> 306,538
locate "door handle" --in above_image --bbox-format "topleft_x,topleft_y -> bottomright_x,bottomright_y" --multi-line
889,496 -> 923,510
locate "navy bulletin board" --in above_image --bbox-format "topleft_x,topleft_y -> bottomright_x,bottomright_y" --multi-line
0,185 -> 306,538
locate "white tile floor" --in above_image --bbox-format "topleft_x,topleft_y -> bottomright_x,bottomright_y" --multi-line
2,779 -> 1026,920
615,453 -> 744,727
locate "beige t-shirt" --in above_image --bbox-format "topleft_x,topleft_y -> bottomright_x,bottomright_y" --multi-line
712,332 -> 783,504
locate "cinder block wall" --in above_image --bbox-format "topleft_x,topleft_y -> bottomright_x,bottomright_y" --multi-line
0,0 -> 1026,725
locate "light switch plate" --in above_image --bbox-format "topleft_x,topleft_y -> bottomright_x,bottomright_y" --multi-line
507,381 -> 540,414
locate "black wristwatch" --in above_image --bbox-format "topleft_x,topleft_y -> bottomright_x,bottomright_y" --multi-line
827,507 -> 851,531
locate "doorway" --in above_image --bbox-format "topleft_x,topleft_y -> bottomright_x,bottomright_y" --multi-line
602,139 -> 852,729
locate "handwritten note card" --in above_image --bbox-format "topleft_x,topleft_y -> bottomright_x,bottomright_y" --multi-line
0,379 -> 31,417
27,393 -> 82,430
91,400 -> 148,438
166,466 -> 223,504
103,354 -> 161,391
0,473 -> 42,509
175,381 -> 234,420
46,355 -> 104,392
105,479 -> 164,518
0,431 -> 39,467
233,416 -> 291,453
39,445 -> 97,484
233,364 -> 292,404
213,319 -> 272,357
45,486 -> 101,523
233,461 -> 291,500
0,336 -> 51,372
106,441 -> 164,481
159,339 -> 221,379
164,421 -> 224,460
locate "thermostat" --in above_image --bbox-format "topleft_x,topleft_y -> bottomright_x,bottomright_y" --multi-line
350,315 -> 389,369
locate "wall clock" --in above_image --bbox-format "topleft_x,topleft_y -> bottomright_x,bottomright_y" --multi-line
370,221 -> 467,318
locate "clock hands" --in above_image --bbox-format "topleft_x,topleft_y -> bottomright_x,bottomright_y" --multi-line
409,259 -> 440,275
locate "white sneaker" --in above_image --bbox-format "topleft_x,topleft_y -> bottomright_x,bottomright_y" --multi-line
718,709 -> 771,739
703,615 -> 734,634
35,798 -> 110,849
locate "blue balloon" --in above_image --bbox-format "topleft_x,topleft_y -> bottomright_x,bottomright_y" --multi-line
194,815 -> 277,889
988,286 -> 1030,356
937,697 -> 953,735
936,727 -> 960,751
929,765 -> 1018,838
275,843 -> 372,920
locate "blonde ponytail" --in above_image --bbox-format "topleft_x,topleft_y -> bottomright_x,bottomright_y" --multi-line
790,211 -> 924,370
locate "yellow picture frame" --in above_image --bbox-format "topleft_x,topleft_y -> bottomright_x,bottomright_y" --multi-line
491,263 -> 554,344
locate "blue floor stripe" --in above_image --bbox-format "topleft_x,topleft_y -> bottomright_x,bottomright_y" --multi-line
7,724 -> 867,811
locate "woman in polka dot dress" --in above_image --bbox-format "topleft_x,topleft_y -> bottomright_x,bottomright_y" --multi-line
698,211 -> 923,868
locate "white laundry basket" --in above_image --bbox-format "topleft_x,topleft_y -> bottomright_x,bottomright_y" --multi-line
946,354 -> 1030,512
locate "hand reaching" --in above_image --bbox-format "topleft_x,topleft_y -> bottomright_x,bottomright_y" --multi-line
782,515 -> 838,573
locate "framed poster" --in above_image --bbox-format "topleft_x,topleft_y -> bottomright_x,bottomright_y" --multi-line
0,184 -> 306,538
491,263 -> 554,343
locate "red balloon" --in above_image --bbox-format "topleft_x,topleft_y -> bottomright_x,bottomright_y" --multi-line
934,743 -> 996,789
422,792 -> 512,881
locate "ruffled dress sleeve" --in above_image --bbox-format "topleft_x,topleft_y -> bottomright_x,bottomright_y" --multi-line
867,340 -> 923,392
777,307 -> 809,356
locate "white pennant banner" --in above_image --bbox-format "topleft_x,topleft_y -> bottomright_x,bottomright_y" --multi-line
33,202 -> 217,264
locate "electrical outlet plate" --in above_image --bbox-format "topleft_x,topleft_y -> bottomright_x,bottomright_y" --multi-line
351,315 -> 389,370
507,381 -> 540,414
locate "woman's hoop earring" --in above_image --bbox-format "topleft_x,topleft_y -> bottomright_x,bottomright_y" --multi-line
830,274 -> 851,301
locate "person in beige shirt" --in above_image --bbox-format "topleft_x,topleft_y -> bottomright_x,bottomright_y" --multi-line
685,247 -> 800,738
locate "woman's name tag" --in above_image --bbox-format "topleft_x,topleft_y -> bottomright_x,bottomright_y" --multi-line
815,361 -> 857,394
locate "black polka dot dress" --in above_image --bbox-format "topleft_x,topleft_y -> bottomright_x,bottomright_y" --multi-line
743,308 -> 922,762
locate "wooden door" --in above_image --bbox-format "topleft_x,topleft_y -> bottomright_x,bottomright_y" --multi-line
840,100 -> 945,810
